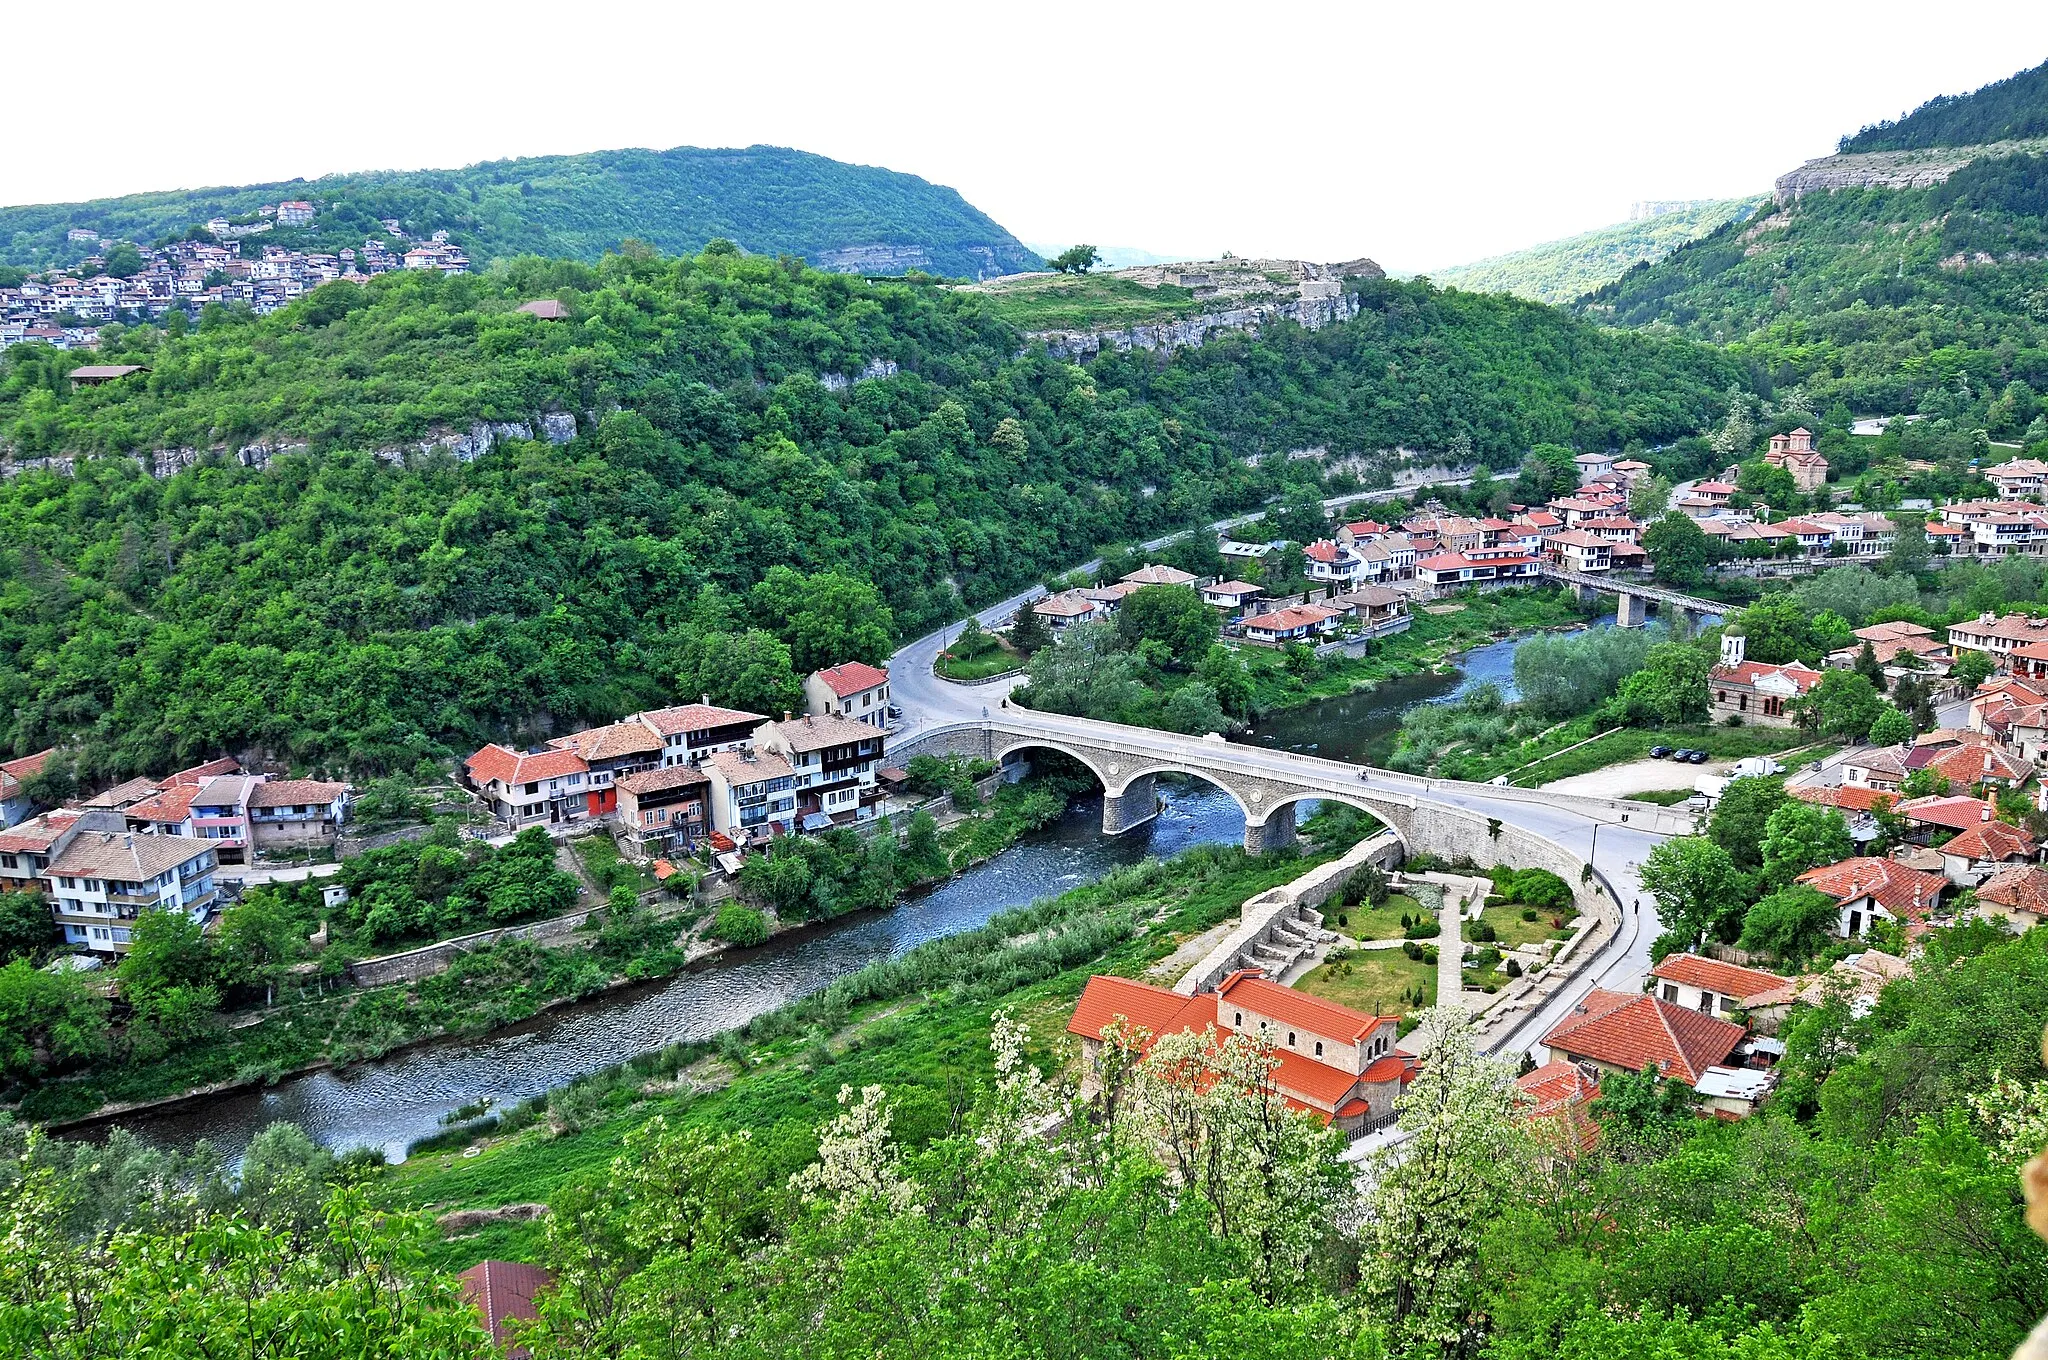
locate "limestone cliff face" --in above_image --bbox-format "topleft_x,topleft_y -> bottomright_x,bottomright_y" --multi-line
1022,256 -> 1383,361
810,243 -> 935,275
1774,137 -> 2048,199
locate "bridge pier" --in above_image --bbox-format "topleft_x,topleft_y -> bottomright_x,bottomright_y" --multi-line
1102,774 -> 1159,835
1673,609 -> 1698,640
1244,805 -> 1297,856
1616,591 -> 1647,628
1573,583 -> 1600,608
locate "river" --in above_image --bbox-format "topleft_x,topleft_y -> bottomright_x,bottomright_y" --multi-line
105,615 -> 1614,1163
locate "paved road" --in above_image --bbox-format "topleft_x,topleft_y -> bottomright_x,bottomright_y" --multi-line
889,479 -> 1474,733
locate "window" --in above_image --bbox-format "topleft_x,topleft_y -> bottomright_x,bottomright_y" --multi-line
1314,1041 -> 1324,1057
1233,1012 -> 1242,1027
1661,984 -> 1679,1003
1287,1030 -> 1296,1047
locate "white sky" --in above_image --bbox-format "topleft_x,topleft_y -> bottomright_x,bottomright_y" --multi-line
9,1 -> 2048,273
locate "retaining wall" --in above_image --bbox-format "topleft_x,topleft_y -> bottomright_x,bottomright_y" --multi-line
1175,830 -> 1404,995
349,906 -> 609,986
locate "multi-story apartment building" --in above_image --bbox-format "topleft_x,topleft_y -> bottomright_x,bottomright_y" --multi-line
614,766 -> 711,859
634,702 -> 768,769
704,751 -> 798,842
464,745 -> 595,829
545,721 -> 665,817
43,817 -> 219,954
0,810 -> 79,892
804,663 -> 891,729
755,714 -> 886,829
189,774 -> 260,863
0,748 -> 55,829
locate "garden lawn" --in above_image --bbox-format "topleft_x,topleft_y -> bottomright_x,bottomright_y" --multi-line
1322,892 -> 1427,942
1295,946 -> 1436,1015
1479,903 -> 1572,952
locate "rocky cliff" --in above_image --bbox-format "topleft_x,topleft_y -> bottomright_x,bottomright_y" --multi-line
1018,256 -> 1382,360
1774,136 -> 2048,199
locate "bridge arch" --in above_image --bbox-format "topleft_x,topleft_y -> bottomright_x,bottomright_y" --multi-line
1100,762 -> 1255,821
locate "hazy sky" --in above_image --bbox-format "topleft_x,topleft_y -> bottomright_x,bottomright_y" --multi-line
11,2 -> 2048,272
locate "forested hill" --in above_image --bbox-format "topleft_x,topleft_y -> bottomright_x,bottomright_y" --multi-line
1578,150 -> 2048,414
1840,58 -> 2048,152
0,145 -> 1041,279
1430,198 -> 1764,304
0,248 -> 1740,780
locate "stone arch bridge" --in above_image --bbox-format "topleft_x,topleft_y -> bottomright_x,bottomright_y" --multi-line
1537,563 -> 1725,632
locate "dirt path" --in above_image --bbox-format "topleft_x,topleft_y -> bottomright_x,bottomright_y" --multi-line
1542,756 -> 1732,799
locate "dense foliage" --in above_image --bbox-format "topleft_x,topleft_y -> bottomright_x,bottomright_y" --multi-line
1581,153 -> 2048,415
0,144 -> 1040,279
1432,197 -> 1764,304
1839,59 -> 2048,152
0,253 -> 1738,779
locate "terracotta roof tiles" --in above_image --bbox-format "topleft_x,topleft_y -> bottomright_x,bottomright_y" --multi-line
1541,989 -> 1745,1086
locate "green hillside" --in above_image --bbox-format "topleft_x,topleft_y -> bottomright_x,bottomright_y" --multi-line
0,251 -> 1738,780
0,145 -> 1041,279
1431,198 -> 1765,303
1841,58 -> 2048,152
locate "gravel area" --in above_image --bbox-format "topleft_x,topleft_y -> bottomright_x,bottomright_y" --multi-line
1541,756 -> 1732,799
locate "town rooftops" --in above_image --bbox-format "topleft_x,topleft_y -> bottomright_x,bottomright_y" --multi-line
0,748 -> 54,793
47,829 -> 213,880
1857,621 -> 1938,645
768,713 -> 881,752
1204,580 -> 1263,598
1978,864 -> 2048,918
515,299 -> 568,319
1067,973 -> 1213,1044
1651,953 -> 1789,1005
546,720 -> 665,762
706,749 -> 793,784
465,743 -> 588,788
82,776 -> 163,810
1952,613 -> 2048,645
245,779 -> 348,808
1893,794 -> 1999,831
1797,856 -> 1947,921
170,756 -> 242,786
1788,783 -> 1894,814
811,661 -> 889,697
1541,988 -> 1746,1086
1033,592 -> 1098,618
1709,659 -> 1824,694
459,1259 -> 555,1358
635,702 -> 768,737
0,810 -> 80,855
123,785 -> 198,824
1215,967 -> 1395,1043
1242,604 -> 1339,632
1120,563 -> 1199,586
1303,540 -> 1344,564
1332,584 -> 1407,608
1940,819 -> 2036,862
614,764 -> 710,796
1544,529 -> 1610,548
1920,741 -> 2031,787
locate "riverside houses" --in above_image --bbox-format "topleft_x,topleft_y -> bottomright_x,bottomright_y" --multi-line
704,750 -> 799,842
464,745 -> 594,829
755,713 -> 887,830
244,780 -> 351,850
614,765 -> 711,859
45,814 -> 219,954
804,662 -> 891,729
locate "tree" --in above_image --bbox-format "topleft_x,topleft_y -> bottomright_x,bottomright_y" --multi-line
0,889 -> 56,964
1869,704 -> 1915,747
101,244 -> 145,278
710,903 -> 769,947
1017,621 -> 1146,722
1887,514 -> 1930,576
1739,883 -> 1839,963
902,810 -> 944,874
750,567 -> 894,673
1709,776 -> 1790,874
1792,670 -> 1887,741
1162,682 -> 1229,735
1628,473 -> 1674,522
1953,649 -> 1995,690
1046,244 -> 1101,275
1615,640 -> 1709,725
1591,1063 -> 1698,1149
1902,767 -> 1952,799
0,957 -> 110,1079
213,893 -> 306,1006
1642,512 -> 1710,587
118,908 -> 213,1006
1362,1008 -> 1522,1354
1009,601 -> 1052,656
1734,593 -> 1818,665
1115,585 -> 1218,668
1852,642 -> 1885,686
1760,801 -> 1853,890
1640,836 -> 1746,948
1520,444 -> 1579,498
1271,482 -> 1330,543
675,628 -> 803,716
1197,644 -> 1255,720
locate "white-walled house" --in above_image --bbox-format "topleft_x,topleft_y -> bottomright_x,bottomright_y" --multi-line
805,662 -> 891,728
755,714 -> 886,829
42,816 -> 219,954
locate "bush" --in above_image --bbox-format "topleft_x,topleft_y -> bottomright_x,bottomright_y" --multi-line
1521,907 -> 1538,922
1473,922 -> 1497,943
711,904 -> 770,947
1505,958 -> 1523,978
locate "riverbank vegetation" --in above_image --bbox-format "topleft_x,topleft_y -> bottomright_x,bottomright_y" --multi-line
7,829 -> 2045,1359
0,777 -> 1081,1125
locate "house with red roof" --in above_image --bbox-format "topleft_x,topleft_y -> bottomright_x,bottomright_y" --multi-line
805,662 -> 891,730
1541,529 -> 1613,573
1241,603 -> 1343,644
1650,953 -> 1791,1020
1973,864 -> 2048,934
1541,988 -> 1748,1090
1936,818 -> 2038,887
1796,856 -> 1950,938
0,748 -> 56,829
465,744 -> 595,830
459,1259 -> 554,1358
1515,1059 -> 1602,1152
1708,635 -> 1822,727
1200,581 -> 1266,617
1067,969 -> 1411,1136
1891,794 -> 2002,844
632,701 -> 769,768
0,810 -> 81,892
544,721 -> 665,818
1414,546 -> 1541,594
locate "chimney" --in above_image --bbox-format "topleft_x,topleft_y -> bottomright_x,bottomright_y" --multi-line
1720,634 -> 1747,668
784,711 -> 792,723
1983,803 -> 1993,822
702,694 -> 711,705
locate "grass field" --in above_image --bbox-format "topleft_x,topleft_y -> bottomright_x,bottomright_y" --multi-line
1322,892 -> 1427,942
1480,719 -> 1815,788
1480,902 -> 1572,952
969,275 -> 1206,331
1295,946 -> 1436,1015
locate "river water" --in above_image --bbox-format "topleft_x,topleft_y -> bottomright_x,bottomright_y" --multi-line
107,615 -> 1614,1163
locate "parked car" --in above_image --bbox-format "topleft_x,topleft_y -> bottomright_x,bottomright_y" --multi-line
1685,749 -> 1709,764
1649,745 -> 1673,759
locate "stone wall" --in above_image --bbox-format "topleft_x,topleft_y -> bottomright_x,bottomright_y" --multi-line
348,905 -> 608,986
1175,830 -> 1403,995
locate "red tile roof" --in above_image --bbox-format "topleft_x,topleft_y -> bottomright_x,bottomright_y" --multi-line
1067,975 -> 1210,1044
1893,794 -> 1998,831
1788,784 -> 1893,814
1303,540 -> 1342,563
1243,604 -> 1339,633
1923,742 -> 2031,787
1978,865 -> 2048,918
0,748 -> 54,788
615,765 -> 709,796
169,756 -> 241,786
124,784 -> 198,824
1216,968 -> 1394,1044
546,721 -> 664,762
636,703 -> 769,737
811,661 -> 889,697
246,779 -> 348,808
0,810 -> 78,854
1939,819 -> 2035,863
1541,989 -> 1745,1086
1709,660 -> 1824,694
1797,856 -> 1947,922
1651,953 -> 1787,1004
459,1260 -> 554,1358
465,743 -> 588,788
